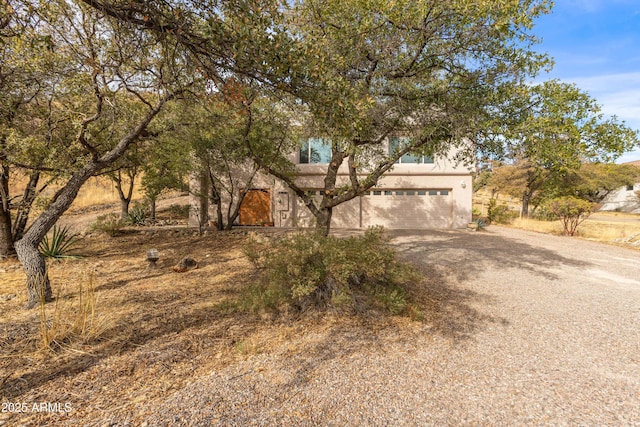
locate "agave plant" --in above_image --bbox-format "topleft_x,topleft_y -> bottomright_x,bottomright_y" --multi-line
39,225 -> 82,259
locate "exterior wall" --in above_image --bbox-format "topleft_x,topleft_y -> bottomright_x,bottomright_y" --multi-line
600,182 -> 640,214
600,160 -> 640,213
190,146 -> 473,229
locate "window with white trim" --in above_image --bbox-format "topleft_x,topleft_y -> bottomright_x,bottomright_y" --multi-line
389,137 -> 434,164
299,138 -> 332,164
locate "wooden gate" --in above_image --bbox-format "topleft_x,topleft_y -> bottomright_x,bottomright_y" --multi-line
239,189 -> 271,225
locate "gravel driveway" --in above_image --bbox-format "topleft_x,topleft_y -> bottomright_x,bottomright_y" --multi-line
145,226 -> 640,426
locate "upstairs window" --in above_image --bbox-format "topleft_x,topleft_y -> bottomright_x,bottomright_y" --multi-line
389,137 -> 434,164
300,138 -> 332,164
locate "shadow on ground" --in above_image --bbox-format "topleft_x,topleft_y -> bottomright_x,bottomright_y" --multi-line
389,228 -> 591,282
1,227 -> 542,413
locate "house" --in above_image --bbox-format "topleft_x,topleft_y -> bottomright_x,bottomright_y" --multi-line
189,137 -> 473,229
599,160 -> 640,214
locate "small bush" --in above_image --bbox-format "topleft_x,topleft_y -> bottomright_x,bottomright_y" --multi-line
472,207 -> 482,220
91,213 -> 125,236
544,196 -> 594,236
487,199 -> 517,224
126,201 -> 151,225
167,203 -> 190,218
240,227 -> 420,316
39,225 -> 81,259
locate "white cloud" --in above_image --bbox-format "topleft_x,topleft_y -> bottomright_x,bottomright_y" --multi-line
565,0 -> 640,13
552,72 -> 640,163
560,72 -> 640,128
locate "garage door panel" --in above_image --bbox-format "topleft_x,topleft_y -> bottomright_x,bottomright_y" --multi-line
296,193 -> 360,228
362,190 -> 452,229
331,197 -> 360,228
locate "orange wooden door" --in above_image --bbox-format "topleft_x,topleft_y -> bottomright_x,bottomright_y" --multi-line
239,189 -> 271,225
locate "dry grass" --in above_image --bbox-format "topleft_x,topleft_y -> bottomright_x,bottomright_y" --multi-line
508,213 -> 640,245
0,229 -> 273,425
473,190 -> 640,246
9,174 -> 144,214
1,225 -> 418,426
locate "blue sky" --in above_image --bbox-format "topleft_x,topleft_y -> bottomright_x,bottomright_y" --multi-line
532,0 -> 640,163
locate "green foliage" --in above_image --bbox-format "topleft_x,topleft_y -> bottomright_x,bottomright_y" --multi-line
559,163 -> 640,203
241,227 -> 420,315
126,201 -> 151,226
544,196 -> 594,236
487,199 -> 517,224
39,225 -> 81,259
91,213 -> 126,237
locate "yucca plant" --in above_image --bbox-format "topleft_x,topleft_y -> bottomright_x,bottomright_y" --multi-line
126,201 -> 150,226
39,225 -> 82,259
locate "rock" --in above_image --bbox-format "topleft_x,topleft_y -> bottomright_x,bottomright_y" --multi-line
172,257 -> 198,273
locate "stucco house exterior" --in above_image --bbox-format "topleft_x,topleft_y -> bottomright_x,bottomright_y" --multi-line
189,137 -> 473,229
599,160 -> 640,214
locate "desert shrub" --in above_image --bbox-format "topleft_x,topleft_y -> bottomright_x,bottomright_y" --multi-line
471,207 -> 482,220
126,201 -> 151,225
39,225 -> 81,259
91,213 -> 125,236
241,227 -> 420,315
544,196 -> 594,236
487,198 -> 517,224
167,203 -> 190,218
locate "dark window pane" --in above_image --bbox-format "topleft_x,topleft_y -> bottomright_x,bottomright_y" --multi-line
417,190 -> 427,196
299,139 -> 309,163
428,190 -> 437,196
440,190 -> 449,196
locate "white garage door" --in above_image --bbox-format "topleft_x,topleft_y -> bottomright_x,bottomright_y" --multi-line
296,189 -> 453,229
361,189 -> 453,229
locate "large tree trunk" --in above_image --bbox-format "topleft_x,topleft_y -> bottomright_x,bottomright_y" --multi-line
15,239 -> 52,308
0,164 -> 15,258
12,171 -> 40,241
0,208 -> 13,258
521,193 -> 530,218
120,198 -> 130,220
315,207 -> 332,237
16,167 -> 95,308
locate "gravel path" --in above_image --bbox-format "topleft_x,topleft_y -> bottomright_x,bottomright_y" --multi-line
143,226 -> 640,426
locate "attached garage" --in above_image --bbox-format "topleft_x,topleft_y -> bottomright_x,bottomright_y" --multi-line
361,189 -> 453,229
295,188 -> 454,229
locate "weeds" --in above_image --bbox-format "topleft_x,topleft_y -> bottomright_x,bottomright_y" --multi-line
39,225 -> 82,259
91,213 -> 126,236
39,273 -> 114,352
